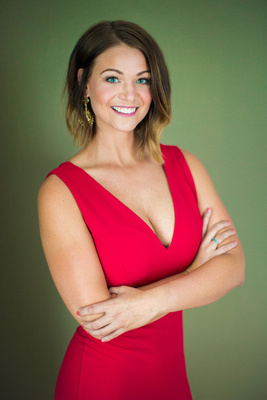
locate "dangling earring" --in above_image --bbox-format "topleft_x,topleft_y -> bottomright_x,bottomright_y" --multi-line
79,96 -> 94,126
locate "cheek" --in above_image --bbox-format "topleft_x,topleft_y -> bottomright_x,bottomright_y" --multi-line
93,85 -> 117,105
142,89 -> 152,107
89,81 -> 116,110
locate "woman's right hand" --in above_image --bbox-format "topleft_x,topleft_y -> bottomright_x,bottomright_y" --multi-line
186,208 -> 237,273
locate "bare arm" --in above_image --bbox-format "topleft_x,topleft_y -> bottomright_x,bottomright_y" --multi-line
79,151 -> 245,340
140,209 -> 238,289
140,150 -> 245,298
38,174 -> 111,325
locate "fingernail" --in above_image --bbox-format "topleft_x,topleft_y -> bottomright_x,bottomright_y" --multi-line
76,311 -> 80,316
233,240 -> 237,244
207,208 -> 211,213
232,229 -> 236,232
226,220 -> 231,224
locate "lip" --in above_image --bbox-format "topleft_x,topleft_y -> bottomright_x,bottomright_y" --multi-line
111,106 -> 138,117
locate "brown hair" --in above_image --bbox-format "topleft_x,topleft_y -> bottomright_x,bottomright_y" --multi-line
65,20 -> 171,163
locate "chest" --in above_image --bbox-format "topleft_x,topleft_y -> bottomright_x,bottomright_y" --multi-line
56,150 -> 203,287
80,166 -> 202,286
85,163 -> 175,247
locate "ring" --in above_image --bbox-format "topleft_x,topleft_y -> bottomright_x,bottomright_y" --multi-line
212,238 -> 219,245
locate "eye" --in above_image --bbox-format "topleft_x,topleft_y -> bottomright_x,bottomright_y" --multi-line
106,76 -> 119,83
136,78 -> 151,85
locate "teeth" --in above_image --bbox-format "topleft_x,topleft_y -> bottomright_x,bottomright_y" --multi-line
112,106 -> 137,114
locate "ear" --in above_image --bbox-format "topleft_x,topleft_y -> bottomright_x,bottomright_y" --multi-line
77,68 -> 83,85
77,68 -> 90,97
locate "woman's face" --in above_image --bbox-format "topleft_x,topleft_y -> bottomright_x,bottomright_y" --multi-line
85,45 -> 152,136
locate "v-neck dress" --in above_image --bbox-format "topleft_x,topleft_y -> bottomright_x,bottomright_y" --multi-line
47,145 -> 202,400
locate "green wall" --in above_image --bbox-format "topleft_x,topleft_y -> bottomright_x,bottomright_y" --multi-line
1,1 -> 266,399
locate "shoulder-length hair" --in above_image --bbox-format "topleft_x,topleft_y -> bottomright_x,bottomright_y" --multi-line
65,20 -> 171,163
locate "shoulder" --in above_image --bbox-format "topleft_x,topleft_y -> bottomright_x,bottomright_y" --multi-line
160,143 -> 179,156
161,144 -> 209,184
162,146 -> 220,213
180,150 -> 225,216
38,173 -> 70,206
38,171 -> 80,225
180,149 -> 208,176
160,144 -> 185,165
180,149 -> 215,190
38,161 -> 78,203
160,144 -> 198,165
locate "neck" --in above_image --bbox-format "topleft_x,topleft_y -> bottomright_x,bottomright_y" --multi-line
82,129 -> 142,167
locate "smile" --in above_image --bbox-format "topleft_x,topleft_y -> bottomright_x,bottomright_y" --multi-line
112,106 -> 138,115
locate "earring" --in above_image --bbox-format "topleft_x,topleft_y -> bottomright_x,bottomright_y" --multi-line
79,96 -> 94,126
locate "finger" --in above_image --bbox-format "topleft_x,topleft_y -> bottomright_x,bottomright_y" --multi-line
77,304 -> 101,316
101,328 -> 126,343
82,315 -> 112,331
86,324 -> 115,339
205,220 -> 231,242
202,208 -> 212,237
215,228 -> 236,245
77,299 -> 112,316
211,237 -> 219,249
109,286 -> 122,295
214,240 -> 237,256
84,326 -> 111,341
84,330 -> 104,340
86,321 -> 122,340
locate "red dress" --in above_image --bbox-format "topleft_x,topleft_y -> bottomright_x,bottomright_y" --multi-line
48,145 -> 202,400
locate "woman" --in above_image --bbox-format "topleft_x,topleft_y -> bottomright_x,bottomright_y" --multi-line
38,20 -> 245,400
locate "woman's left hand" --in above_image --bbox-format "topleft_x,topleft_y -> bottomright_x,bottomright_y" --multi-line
78,286 -> 163,342
78,211 -> 237,342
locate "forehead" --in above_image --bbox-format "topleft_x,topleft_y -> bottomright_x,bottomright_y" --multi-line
92,45 -> 149,72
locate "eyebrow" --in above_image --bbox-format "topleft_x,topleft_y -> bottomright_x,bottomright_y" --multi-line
100,68 -> 150,76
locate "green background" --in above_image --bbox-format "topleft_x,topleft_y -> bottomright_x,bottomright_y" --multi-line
1,0 -> 266,399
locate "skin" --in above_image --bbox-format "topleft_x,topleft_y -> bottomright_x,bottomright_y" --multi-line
38,45 -> 245,342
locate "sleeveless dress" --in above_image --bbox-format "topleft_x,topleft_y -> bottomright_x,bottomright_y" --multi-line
47,145 -> 202,400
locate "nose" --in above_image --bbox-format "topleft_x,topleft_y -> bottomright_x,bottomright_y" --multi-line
119,82 -> 137,102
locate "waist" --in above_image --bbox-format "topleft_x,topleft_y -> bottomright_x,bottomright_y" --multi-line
76,310 -> 184,351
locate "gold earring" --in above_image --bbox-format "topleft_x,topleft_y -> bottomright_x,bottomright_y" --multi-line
79,96 -> 94,126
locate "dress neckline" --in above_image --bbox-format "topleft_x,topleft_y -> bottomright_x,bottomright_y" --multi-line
64,146 -> 176,250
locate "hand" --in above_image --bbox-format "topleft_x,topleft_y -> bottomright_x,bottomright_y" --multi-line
78,286 -> 162,342
187,208 -> 237,273
78,208 -> 237,342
